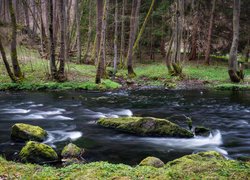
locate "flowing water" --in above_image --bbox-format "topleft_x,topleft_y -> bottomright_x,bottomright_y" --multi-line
0,89 -> 249,165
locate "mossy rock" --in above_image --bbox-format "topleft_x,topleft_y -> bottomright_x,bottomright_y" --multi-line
98,117 -> 194,138
11,123 -> 47,142
194,126 -> 210,137
139,156 -> 164,168
61,143 -> 84,159
19,141 -> 58,163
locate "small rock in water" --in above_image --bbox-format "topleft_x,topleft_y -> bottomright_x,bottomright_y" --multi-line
194,126 -> 210,137
61,143 -> 85,165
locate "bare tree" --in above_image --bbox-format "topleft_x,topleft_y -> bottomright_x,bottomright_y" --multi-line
126,0 -> 141,78
228,0 -> 243,82
113,0 -> 118,75
75,0 -> 81,63
9,0 -> 23,78
204,0 -> 216,65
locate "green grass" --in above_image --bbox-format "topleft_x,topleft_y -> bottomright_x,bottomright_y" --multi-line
0,151 -> 249,179
1,47 -> 250,90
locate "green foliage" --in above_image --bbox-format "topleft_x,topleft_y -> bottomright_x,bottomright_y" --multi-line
0,151 -> 249,179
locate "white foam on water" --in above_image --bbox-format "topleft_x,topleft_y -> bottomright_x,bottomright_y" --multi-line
14,114 -> 44,120
49,115 -> 73,120
113,109 -> 133,117
36,110 -> 63,116
44,131 -> 82,146
3,108 -> 30,114
29,104 -> 44,108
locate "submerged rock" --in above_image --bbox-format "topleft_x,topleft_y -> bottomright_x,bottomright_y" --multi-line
194,126 -> 210,137
11,123 -> 47,142
139,156 -> 164,168
19,141 -> 58,163
98,117 -> 194,138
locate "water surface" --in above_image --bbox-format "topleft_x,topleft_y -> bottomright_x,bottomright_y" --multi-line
0,89 -> 249,164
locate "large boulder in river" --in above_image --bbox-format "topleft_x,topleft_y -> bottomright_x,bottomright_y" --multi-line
11,123 -> 47,142
139,156 -> 164,168
97,117 -> 194,138
19,141 -> 58,164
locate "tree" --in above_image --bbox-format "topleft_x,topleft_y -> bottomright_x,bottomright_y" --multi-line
9,0 -> 23,79
113,0 -> 118,75
119,0 -> 127,68
126,0 -> 141,78
48,0 -> 57,79
96,0 -> 109,84
204,0 -> 216,65
0,35 -> 17,82
57,0 -> 66,81
75,0 -> 82,63
228,0 -> 243,82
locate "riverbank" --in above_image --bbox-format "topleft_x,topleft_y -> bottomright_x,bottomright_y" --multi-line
1,48 -> 250,91
0,151 -> 249,179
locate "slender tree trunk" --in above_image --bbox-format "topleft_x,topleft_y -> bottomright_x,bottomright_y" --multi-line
113,0 -> 118,75
95,0 -> 109,84
166,35 -> 174,74
96,0 -> 104,65
0,36 -> 17,82
75,0 -> 81,63
58,0 -> 66,81
83,0 -> 93,63
48,0 -> 57,79
228,0 -> 242,83
119,0 -> 126,68
9,0 -> 23,78
133,0 -> 155,52
127,0 -> 141,78
204,0 -> 216,65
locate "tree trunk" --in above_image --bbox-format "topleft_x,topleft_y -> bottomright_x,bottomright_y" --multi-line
95,0 -> 109,84
113,0 -> 118,75
48,0 -> 57,79
9,0 -> 23,79
119,0 -> 127,68
133,0 -> 155,52
228,0 -> 242,83
204,0 -> 216,65
75,0 -> 81,63
58,0 -> 66,81
127,0 -> 141,78
96,0 -> 104,65
83,0 -> 93,64
0,36 -> 17,82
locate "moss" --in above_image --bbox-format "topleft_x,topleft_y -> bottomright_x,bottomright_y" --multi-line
215,83 -> 250,90
19,141 -> 58,163
98,117 -> 194,138
11,123 -> 47,142
61,143 -> 83,159
0,151 -> 249,179
194,126 -> 210,137
139,156 -> 164,168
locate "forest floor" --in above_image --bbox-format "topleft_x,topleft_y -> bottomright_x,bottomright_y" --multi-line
0,47 -> 250,91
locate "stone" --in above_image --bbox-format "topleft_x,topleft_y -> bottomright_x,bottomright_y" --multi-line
11,123 -> 47,142
98,117 -> 194,138
19,141 -> 58,164
194,126 -> 210,136
139,156 -> 164,168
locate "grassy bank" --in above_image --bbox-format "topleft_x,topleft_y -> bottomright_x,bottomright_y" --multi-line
1,47 -> 250,91
0,151 -> 249,179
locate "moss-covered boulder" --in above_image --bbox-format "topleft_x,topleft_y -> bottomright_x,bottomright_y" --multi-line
19,141 -> 58,163
98,117 -> 194,138
11,123 -> 47,142
139,156 -> 164,168
194,126 -> 210,137
61,143 -> 84,159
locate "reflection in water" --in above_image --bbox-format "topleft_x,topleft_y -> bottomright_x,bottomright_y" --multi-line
0,89 -> 249,164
